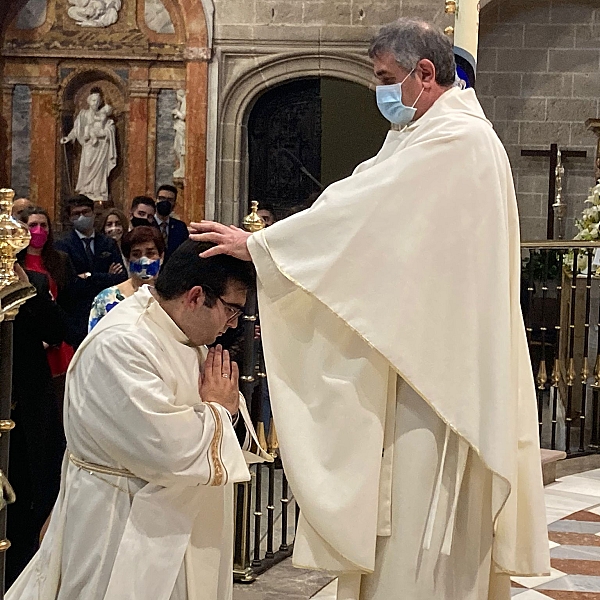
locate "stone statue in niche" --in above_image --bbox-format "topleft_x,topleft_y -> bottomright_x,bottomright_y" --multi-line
172,89 -> 186,179
67,0 -> 122,28
61,89 -> 117,203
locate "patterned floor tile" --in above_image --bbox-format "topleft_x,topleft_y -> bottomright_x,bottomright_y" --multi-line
548,522 -> 600,535
549,533 -> 600,547
511,591 -> 554,599
566,512 -> 600,523
541,592 -> 600,599
551,559 -> 600,576
536,575 -> 600,592
551,547 -> 600,561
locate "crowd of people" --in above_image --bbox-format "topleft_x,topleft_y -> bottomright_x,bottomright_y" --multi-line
7,184 -> 189,586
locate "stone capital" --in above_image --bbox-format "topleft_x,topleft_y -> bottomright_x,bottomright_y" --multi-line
184,47 -> 212,62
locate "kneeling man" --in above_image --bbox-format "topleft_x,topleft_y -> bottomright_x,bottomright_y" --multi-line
8,240 -> 270,600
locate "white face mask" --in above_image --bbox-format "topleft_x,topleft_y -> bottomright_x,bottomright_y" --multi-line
375,69 -> 424,126
105,225 -> 123,241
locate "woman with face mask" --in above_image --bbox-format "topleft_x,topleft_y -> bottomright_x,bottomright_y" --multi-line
88,226 -> 165,331
97,208 -> 129,265
18,207 -> 77,378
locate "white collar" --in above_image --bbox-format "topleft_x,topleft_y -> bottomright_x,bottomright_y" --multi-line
75,229 -> 95,240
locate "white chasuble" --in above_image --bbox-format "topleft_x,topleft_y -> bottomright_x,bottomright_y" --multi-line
7,286 -> 271,600
247,87 -> 550,599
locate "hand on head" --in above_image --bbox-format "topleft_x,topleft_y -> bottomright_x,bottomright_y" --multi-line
188,221 -> 253,261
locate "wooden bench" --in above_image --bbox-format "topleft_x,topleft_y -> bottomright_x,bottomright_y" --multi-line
541,449 -> 567,485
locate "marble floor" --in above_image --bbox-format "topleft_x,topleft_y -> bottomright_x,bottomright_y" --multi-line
236,467 -> 600,600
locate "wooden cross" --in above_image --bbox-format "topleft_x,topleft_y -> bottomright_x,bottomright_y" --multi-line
521,144 -> 587,239
586,119 -> 600,183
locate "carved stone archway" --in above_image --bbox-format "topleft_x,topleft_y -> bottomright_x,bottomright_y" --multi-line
210,49 -> 376,224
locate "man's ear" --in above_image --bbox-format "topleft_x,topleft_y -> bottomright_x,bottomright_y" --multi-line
186,286 -> 206,308
417,58 -> 436,88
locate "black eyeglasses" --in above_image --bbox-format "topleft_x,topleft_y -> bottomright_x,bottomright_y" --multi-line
203,286 -> 245,323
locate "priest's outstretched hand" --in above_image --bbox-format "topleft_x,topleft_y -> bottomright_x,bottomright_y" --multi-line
189,221 -> 252,261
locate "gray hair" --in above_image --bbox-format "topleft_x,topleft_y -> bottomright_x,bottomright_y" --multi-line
368,18 -> 456,87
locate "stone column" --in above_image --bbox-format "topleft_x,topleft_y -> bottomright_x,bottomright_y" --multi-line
146,89 -> 159,196
30,86 -> 58,216
184,52 -> 210,223
0,85 -> 14,187
127,67 -> 150,203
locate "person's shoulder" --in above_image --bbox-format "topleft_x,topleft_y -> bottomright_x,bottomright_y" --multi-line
93,285 -> 119,303
170,216 -> 186,227
54,230 -> 76,249
88,313 -> 163,364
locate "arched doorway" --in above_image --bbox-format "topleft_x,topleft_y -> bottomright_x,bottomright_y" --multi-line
246,77 -> 389,220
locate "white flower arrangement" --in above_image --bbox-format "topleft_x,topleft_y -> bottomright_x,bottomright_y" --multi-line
565,182 -> 600,274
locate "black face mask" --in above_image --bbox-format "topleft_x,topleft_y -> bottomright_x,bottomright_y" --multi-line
131,217 -> 156,228
156,200 -> 173,217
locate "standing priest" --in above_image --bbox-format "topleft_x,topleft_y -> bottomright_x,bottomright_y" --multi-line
190,18 -> 550,600
7,241 -> 271,600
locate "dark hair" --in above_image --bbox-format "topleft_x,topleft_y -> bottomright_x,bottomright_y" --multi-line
368,18 -> 456,87
155,240 -> 255,304
19,206 -> 68,291
157,184 -> 178,199
257,203 -> 275,216
121,226 -> 165,260
97,208 -> 129,235
64,194 -> 94,219
131,196 -> 156,211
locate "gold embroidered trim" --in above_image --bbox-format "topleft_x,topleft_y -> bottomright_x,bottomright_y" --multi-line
69,452 -> 135,478
207,403 -> 227,486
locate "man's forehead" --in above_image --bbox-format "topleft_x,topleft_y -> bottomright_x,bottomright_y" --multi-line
222,281 -> 248,301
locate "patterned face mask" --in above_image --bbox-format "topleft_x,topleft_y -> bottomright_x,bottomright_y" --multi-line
128,256 -> 161,280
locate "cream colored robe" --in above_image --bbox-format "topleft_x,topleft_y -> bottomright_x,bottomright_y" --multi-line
7,285 -> 270,600
247,87 -> 550,599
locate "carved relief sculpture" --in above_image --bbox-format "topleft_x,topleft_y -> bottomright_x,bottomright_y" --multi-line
61,90 -> 117,203
173,89 -> 186,179
68,0 -> 122,28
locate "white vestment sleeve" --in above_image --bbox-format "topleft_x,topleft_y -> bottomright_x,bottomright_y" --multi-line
71,328 -> 249,487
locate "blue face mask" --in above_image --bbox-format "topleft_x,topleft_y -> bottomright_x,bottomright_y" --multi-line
129,256 -> 161,281
376,69 -> 424,126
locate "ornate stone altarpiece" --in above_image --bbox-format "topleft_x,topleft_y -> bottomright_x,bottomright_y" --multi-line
0,0 -> 211,224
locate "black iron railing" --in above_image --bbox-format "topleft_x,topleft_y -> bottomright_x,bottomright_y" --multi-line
522,241 -> 600,456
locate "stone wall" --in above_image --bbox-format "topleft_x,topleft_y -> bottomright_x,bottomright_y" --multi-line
11,84 -> 30,199
213,0 -> 446,43
478,0 -> 600,240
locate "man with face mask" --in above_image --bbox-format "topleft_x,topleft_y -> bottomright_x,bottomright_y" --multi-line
56,194 -> 126,347
154,184 -> 189,261
190,17 -> 550,600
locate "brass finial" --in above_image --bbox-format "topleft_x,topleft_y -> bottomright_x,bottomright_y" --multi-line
567,358 -> 576,386
444,26 -> 454,36
445,0 -> 457,14
0,188 -> 31,289
551,359 -> 560,387
243,201 -> 266,233
582,357 -> 590,384
536,360 -> 548,390
256,421 -> 268,453
267,419 -> 279,458
593,355 -> 600,388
